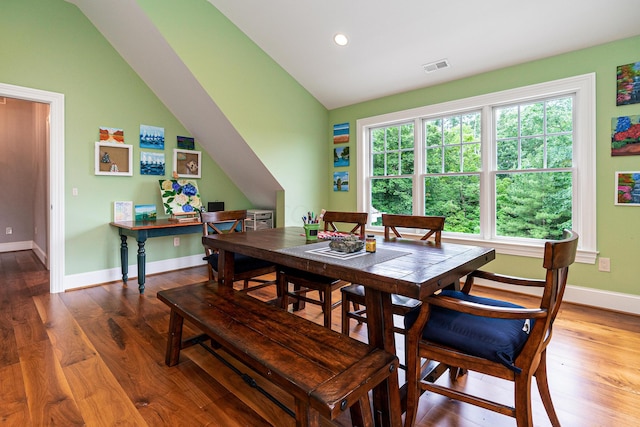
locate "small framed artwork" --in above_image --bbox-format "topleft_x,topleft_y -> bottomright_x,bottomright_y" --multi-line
177,135 -> 195,150
99,127 -> 124,143
611,115 -> 640,156
113,201 -> 133,221
333,122 -> 349,144
140,151 -> 165,175
615,171 -> 640,206
616,61 -> 640,106
95,142 -> 133,176
140,124 -> 165,149
135,204 -> 157,221
334,146 -> 350,167
174,149 -> 201,178
333,171 -> 349,192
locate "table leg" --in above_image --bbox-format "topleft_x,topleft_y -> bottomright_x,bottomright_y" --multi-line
119,234 -> 128,284
165,309 -> 184,366
218,249 -> 235,287
365,288 -> 402,427
137,238 -> 146,293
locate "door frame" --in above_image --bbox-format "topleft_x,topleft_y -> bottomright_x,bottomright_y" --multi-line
0,82 -> 65,293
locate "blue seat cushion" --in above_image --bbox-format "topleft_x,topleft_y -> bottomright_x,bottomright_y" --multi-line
205,252 -> 273,274
404,290 -> 533,373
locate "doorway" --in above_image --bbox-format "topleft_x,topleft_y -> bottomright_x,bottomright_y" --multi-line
0,82 -> 64,293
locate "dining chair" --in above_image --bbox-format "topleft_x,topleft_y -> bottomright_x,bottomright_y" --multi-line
403,229 -> 579,427
278,211 -> 368,328
200,210 -> 276,291
322,210 -> 368,239
340,214 -> 446,336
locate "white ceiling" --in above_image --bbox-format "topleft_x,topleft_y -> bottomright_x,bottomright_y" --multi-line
209,0 -> 640,109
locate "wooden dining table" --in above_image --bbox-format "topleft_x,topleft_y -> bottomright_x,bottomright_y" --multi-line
202,226 -> 495,426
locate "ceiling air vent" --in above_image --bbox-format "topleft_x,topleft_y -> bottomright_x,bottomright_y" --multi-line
422,59 -> 450,74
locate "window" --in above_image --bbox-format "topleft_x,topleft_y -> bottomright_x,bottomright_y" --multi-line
357,74 -> 596,262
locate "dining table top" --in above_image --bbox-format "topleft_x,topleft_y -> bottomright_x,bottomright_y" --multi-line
201,226 -> 495,301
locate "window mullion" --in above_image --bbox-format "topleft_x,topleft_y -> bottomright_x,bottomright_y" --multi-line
415,118 -> 424,215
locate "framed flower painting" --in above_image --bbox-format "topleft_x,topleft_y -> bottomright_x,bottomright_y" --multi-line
159,179 -> 202,215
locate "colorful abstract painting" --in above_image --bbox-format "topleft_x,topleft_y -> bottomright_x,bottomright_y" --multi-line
615,171 -> 640,206
611,115 -> 640,156
616,61 -> 640,106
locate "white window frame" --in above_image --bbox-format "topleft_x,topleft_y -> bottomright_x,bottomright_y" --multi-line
357,73 -> 596,264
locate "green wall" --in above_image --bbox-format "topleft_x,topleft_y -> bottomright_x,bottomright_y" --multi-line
136,0 -> 331,225
0,0 -> 252,276
328,36 -> 640,295
2,0 -> 639,298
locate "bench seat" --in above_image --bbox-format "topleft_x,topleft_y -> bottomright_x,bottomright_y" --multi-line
157,282 -> 398,426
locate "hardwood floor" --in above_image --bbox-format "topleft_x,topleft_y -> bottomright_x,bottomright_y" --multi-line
1,249 -> 639,426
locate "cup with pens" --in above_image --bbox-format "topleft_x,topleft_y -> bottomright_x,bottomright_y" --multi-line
303,211 -> 320,241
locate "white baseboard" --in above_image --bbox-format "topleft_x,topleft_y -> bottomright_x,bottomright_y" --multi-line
60,257 -> 640,316
32,242 -> 48,267
64,254 -> 206,291
0,240 -> 33,252
476,278 -> 640,316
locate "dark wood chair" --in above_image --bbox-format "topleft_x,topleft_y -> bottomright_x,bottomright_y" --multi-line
340,214 -> 446,336
278,211 -> 368,328
404,229 -> 579,427
200,210 -> 276,291
322,210 -> 368,238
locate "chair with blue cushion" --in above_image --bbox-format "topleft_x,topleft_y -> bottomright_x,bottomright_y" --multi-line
201,210 -> 276,291
403,229 -> 578,427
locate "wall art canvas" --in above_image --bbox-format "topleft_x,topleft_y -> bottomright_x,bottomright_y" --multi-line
99,127 -> 124,143
177,135 -> 195,150
615,171 -> 640,205
334,146 -> 350,167
134,204 -> 157,221
611,115 -> 640,156
140,124 -> 165,149
113,201 -> 133,221
140,151 -> 165,175
616,61 -> 640,106
333,122 -> 349,144
333,171 -> 349,192
159,179 -> 202,214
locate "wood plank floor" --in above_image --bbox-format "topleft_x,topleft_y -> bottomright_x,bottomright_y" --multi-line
1,249 -> 639,426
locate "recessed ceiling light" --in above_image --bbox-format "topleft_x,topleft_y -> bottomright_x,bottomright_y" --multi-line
334,33 -> 348,46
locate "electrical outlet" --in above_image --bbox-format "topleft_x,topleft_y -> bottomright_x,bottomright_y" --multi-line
5,227 -> 12,235
598,257 -> 610,272
173,237 -> 180,247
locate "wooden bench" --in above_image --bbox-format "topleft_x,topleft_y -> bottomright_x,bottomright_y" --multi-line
157,282 -> 398,427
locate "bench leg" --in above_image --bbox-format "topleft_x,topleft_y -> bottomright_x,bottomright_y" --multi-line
165,309 -> 184,366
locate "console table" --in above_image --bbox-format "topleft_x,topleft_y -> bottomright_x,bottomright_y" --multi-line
110,219 -> 202,293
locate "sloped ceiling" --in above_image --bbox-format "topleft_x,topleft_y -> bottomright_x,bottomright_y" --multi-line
66,0 -> 282,209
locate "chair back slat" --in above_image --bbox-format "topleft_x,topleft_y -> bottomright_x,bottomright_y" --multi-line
322,211 -> 368,238
382,214 -> 445,243
200,210 -> 247,236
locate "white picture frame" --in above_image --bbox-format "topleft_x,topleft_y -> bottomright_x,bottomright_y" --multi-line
173,148 -> 201,178
95,142 -> 133,176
